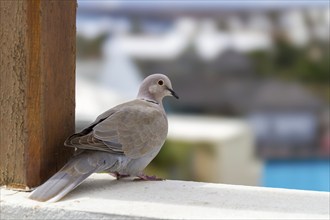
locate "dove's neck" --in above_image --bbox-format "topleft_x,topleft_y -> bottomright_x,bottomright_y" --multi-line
137,92 -> 164,109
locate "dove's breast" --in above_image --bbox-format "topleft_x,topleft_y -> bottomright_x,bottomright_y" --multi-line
117,101 -> 168,159
117,101 -> 168,175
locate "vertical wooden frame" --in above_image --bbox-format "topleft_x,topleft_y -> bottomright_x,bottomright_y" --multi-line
0,0 -> 76,188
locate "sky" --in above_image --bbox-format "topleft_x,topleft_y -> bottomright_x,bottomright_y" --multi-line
78,0 -> 329,10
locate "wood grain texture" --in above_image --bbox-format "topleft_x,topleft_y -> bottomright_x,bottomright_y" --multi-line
0,0 -> 76,188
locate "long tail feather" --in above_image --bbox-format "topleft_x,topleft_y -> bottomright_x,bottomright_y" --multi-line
29,152 -> 116,202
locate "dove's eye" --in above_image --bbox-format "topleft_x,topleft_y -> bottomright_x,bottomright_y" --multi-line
158,80 -> 164,86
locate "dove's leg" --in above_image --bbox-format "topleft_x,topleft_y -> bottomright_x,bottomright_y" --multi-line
134,174 -> 164,181
110,172 -> 130,180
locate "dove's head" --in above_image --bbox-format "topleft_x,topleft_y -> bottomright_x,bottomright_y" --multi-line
137,73 -> 179,103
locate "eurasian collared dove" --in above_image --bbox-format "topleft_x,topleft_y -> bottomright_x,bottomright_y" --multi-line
29,73 -> 178,202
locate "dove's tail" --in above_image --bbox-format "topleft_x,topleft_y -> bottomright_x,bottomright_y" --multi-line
29,152 -> 114,202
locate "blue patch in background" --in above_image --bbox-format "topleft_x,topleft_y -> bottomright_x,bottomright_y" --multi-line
263,159 -> 330,192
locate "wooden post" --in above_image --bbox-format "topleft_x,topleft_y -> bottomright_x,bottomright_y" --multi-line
0,0 -> 76,189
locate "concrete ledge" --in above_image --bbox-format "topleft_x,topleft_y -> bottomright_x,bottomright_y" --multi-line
1,174 -> 329,219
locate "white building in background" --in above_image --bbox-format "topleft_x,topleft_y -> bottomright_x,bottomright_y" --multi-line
279,10 -> 310,46
247,13 -> 273,32
109,17 -> 273,62
195,18 -> 272,61
77,16 -> 274,62
167,115 -> 261,185
116,18 -> 196,60
194,19 -> 231,60
306,7 -> 330,42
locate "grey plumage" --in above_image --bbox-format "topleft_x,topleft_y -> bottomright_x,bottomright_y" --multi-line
29,74 -> 178,202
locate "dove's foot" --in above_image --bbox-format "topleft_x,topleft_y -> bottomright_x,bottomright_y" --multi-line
134,175 -> 164,181
110,172 -> 130,180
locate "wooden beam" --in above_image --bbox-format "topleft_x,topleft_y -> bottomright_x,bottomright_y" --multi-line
0,0 -> 76,188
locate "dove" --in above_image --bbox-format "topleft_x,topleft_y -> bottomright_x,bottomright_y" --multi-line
29,73 -> 179,202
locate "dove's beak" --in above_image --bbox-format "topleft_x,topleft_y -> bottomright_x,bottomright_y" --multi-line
167,88 -> 179,99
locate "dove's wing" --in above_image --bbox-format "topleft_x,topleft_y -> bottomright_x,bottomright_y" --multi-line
64,107 -> 120,154
65,100 -> 168,159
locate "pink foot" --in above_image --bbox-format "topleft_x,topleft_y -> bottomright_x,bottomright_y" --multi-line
134,174 -> 164,181
110,172 -> 130,180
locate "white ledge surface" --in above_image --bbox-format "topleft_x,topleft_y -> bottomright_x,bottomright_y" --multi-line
1,174 -> 329,219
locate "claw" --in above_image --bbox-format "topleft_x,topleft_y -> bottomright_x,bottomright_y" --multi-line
134,174 -> 164,181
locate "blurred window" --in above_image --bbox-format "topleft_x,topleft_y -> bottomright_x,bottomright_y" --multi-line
249,112 -> 317,146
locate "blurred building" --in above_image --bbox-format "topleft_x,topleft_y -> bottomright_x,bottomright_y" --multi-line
249,81 -> 322,154
144,115 -> 261,186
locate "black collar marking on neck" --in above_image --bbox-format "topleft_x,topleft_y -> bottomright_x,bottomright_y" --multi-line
143,99 -> 159,105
